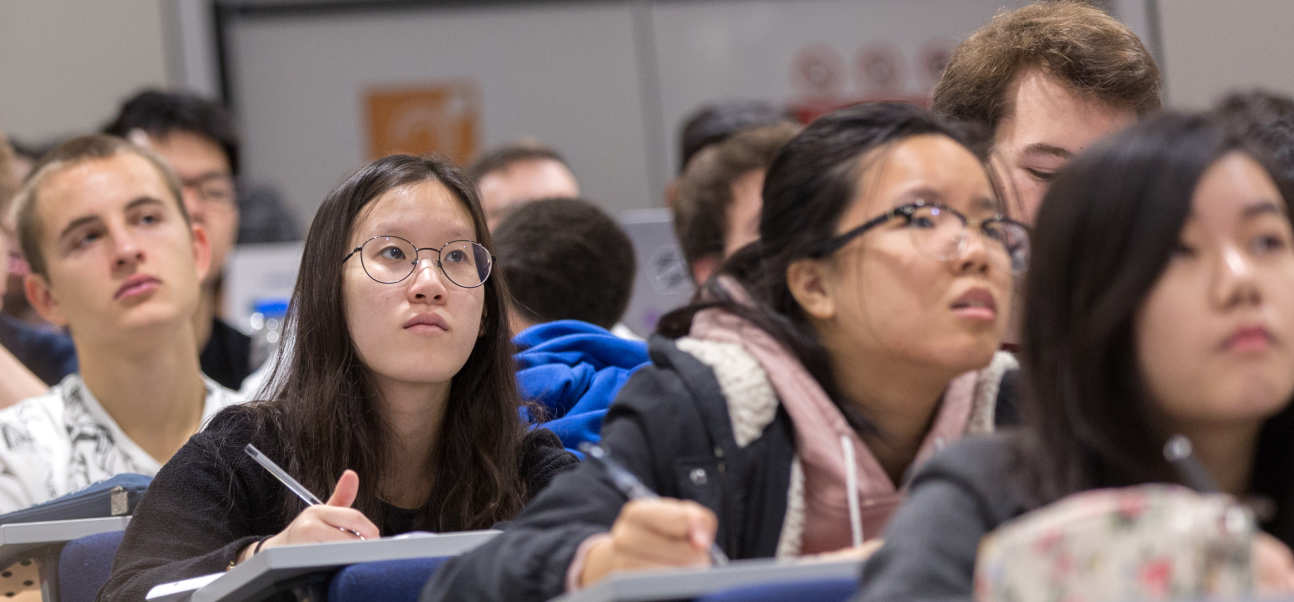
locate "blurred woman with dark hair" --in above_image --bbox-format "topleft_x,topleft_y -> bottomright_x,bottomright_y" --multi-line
858,112 -> 1294,600
422,102 -> 1024,600
103,155 -> 576,599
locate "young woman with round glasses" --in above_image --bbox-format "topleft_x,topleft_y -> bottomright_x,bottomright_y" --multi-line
422,102 -> 1024,600
102,155 -> 577,599
856,113 -> 1294,599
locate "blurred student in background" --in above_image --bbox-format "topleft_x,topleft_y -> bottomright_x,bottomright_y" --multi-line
668,99 -> 790,204
0,135 -> 239,511
468,142 -> 580,229
933,0 -> 1161,225
1214,89 -> 1294,190
422,102 -> 1022,600
857,113 -> 1294,600
493,197 -> 648,454
672,122 -> 799,284
0,134 -> 48,406
104,155 -> 576,599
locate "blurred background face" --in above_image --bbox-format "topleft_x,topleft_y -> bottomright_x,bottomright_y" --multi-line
142,131 -> 238,285
1137,152 -> 1294,433
819,134 -> 1010,374
477,158 -> 579,229
342,180 -> 487,389
28,153 -> 208,345
992,69 -> 1137,224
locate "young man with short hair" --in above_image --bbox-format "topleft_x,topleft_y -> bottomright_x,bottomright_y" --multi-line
104,90 -> 256,390
0,135 -> 239,511
492,197 -> 648,454
671,122 -> 800,283
933,0 -> 1162,224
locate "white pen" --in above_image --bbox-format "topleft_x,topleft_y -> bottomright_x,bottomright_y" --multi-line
244,443 -> 367,540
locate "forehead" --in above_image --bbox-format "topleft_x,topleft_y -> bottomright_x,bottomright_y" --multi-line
35,153 -> 175,227
1190,152 -> 1285,222
996,69 -> 1137,154
351,179 -> 477,242
479,159 -> 577,198
856,134 -> 990,197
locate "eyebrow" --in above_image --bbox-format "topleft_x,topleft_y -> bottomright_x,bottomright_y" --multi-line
57,196 -> 167,241
1020,143 -> 1073,160
1242,200 -> 1286,219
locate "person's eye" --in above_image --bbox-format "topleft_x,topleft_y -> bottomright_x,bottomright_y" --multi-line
1252,233 -> 1290,255
1024,168 -> 1056,182
1172,241 -> 1198,258
444,249 -> 468,263
75,229 -> 104,249
138,212 -> 163,225
378,246 -> 407,261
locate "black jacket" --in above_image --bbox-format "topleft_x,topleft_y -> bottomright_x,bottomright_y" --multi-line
100,407 -> 575,601
421,336 -> 1017,601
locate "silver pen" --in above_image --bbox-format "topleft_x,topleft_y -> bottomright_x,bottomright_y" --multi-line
244,443 -> 367,540
580,442 -> 729,566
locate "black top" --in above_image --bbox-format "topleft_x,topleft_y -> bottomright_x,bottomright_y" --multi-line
99,407 -> 577,601
199,317 -> 253,391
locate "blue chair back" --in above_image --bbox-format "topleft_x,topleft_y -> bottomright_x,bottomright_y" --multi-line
57,530 -> 125,602
695,576 -> 858,602
327,556 -> 449,602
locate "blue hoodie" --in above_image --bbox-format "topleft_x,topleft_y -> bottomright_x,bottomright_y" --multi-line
514,320 -> 649,456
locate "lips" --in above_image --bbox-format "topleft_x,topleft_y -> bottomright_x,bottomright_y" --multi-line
1222,326 -> 1275,353
113,275 -> 161,300
403,313 -> 449,332
950,286 -> 998,321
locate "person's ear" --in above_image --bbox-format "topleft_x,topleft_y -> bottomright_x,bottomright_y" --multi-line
786,257 -> 835,321
24,272 -> 68,327
189,222 -> 212,282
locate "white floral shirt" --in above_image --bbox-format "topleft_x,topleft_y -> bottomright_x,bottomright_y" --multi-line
0,374 -> 241,513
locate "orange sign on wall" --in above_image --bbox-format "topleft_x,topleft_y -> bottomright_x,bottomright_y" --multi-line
364,81 -> 480,165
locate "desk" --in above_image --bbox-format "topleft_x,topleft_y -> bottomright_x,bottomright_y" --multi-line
552,558 -> 862,602
0,516 -> 131,601
187,530 -> 498,602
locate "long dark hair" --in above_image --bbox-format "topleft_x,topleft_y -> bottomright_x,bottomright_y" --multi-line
244,154 -> 527,531
659,102 -> 991,430
1020,112 -> 1294,537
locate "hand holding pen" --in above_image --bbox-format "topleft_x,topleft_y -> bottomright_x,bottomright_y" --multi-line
577,443 -> 728,587
236,444 -> 379,565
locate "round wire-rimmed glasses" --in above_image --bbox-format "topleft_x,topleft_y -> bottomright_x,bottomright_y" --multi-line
342,235 -> 494,288
810,200 -> 1031,272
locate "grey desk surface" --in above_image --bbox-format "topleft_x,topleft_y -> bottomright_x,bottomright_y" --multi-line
551,557 -> 862,602
188,529 -> 499,602
0,516 -> 130,565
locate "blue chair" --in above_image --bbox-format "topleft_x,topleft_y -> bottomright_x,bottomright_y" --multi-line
57,530 -> 125,602
327,557 -> 450,602
695,576 -> 858,602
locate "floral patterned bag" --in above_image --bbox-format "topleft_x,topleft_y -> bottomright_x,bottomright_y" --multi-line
974,484 -> 1254,601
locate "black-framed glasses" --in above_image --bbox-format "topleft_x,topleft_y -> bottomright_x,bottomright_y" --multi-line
342,235 -> 493,288
810,200 -> 1031,272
